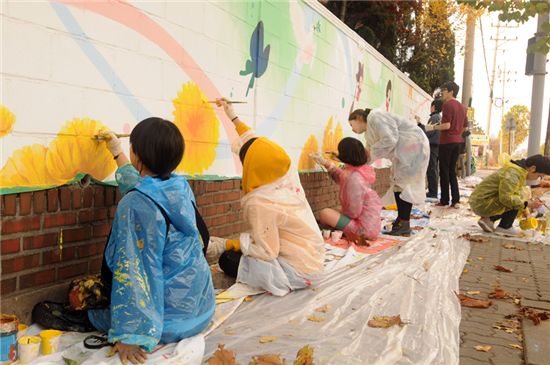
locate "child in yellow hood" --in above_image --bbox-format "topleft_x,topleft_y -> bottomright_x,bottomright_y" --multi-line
209,98 -> 325,296
469,155 -> 550,236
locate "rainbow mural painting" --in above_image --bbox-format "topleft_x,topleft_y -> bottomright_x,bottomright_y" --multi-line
0,0 -> 431,193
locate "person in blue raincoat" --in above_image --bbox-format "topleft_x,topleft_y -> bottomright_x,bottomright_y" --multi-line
89,118 -> 215,364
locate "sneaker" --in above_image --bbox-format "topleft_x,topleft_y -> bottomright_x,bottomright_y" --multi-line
451,202 -> 461,209
387,220 -> 411,236
494,226 -> 521,236
477,217 -> 495,233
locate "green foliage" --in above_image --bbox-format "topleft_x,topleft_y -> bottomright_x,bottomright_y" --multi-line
501,105 -> 531,153
461,0 -> 550,53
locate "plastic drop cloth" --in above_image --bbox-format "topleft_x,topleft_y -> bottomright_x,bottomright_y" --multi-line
364,108 -> 430,205
204,230 -> 470,364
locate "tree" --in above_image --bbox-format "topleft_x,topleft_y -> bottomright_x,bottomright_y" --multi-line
501,105 -> 530,155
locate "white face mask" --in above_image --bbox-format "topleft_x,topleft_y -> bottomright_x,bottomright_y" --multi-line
526,178 -> 540,186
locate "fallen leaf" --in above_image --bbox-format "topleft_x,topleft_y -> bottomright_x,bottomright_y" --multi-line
477,256 -> 484,261
503,243 -> 524,250
463,268 -> 469,274
456,293 -> 492,308
208,344 -> 240,365
513,298 -> 521,305
314,304 -> 332,313
489,288 -> 509,299
224,330 -> 238,336
494,265 -> 513,273
249,354 -> 286,365
423,260 -> 430,271
293,345 -> 314,365
259,336 -> 278,344
508,344 -> 523,350
367,315 -> 407,328
307,315 -> 325,322
516,307 -> 550,325
466,290 -> 481,295
460,233 -> 489,243
474,345 -> 492,352
244,296 -> 254,302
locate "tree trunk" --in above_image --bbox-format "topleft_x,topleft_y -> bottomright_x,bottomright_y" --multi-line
544,100 -> 550,157
339,0 -> 348,22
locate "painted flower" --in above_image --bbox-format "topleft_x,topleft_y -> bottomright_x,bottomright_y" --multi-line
46,118 -> 116,182
0,144 -> 54,187
298,134 -> 319,171
322,116 -> 343,154
0,105 -> 16,138
172,82 -> 219,175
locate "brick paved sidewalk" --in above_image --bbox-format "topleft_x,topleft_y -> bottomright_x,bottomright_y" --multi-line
459,237 -> 550,365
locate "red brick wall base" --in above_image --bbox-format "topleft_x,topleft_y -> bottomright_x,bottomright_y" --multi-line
0,168 -> 390,323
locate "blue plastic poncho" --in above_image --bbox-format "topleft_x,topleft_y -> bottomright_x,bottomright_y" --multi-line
88,165 -> 215,351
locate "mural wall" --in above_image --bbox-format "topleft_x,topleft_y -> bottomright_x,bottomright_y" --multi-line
0,0 -> 432,193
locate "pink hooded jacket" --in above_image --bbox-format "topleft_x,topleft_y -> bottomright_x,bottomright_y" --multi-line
328,164 -> 382,240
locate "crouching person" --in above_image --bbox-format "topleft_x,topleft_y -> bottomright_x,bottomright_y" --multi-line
470,154 -> 550,236
208,98 -> 325,296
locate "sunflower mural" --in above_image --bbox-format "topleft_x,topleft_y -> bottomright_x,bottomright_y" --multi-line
322,116 -> 343,154
46,118 -> 117,183
0,118 -> 116,189
172,82 -> 219,175
0,105 -> 16,138
298,134 -> 319,171
0,145 -> 52,187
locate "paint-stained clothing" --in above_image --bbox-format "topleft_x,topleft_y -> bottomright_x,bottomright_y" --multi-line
328,164 -> 382,240
364,108 -> 430,205
88,164 -> 215,351
469,161 -> 527,217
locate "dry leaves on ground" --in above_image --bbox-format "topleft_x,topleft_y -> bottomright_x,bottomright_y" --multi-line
259,336 -> 278,344
367,315 -> 407,328
456,293 -> 492,308
488,288 -> 509,299
503,244 -> 524,250
474,345 -> 492,352
466,290 -> 481,295
493,319 -> 521,336
460,233 -> 489,243
514,307 -> 550,325
249,354 -> 286,365
494,265 -> 513,273
314,304 -> 332,313
307,315 -> 325,322
508,344 -> 523,350
208,344 -> 240,365
244,296 -> 254,302
503,258 -> 531,264
293,345 -> 314,365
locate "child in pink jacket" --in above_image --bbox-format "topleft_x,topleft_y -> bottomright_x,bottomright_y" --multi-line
312,137 -> 382,241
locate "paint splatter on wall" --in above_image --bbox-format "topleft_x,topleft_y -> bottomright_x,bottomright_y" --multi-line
0,1 -> 431,193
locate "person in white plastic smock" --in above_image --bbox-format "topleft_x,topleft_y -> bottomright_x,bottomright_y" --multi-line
348,108 -> 429,236
470,155 -> 550,236
90,118 -> 215,364
207,98 -> 325,296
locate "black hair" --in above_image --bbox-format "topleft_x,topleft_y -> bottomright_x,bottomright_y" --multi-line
386,80 -> 392,96
441,81 -> 460,97
130,117 -> 184,179
337,137 -> 367,166
239,137 -> 258,163
349,108 -> 372,122
431,99 -> 443,113
525,154 -> 550,175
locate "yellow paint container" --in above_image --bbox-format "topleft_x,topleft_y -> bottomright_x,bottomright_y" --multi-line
519,217 -> 538,230
384,204 -> 397,210
39,330 -> 62,355
18,336 -> 40,363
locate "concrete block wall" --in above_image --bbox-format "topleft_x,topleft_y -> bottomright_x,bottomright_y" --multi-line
0,168 -> 390,323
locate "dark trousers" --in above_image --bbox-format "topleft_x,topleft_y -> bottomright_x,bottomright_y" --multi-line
427,144 -> 439,198
219,250 -> 242,278
439,143 -> 460,205
490,209 -> 519,229
394,192 -> 412,221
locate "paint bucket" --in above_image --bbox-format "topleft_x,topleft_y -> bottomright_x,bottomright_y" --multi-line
519,217 -> 538,230
18,336 -> 40,363
322,229 -> 331,240
331,230 -> 343,242
0,314 -> 18,363
39,330 -> 62,355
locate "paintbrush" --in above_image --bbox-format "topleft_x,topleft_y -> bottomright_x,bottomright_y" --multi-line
206,100 -> 247,104
92,133 -> 130,141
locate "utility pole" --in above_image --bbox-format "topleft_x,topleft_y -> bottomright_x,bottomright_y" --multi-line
496,62 -> 518,156
527,12 -> 549,156
462,12 -> 475,176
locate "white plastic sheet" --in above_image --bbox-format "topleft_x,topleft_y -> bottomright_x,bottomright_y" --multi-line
204,230 -> 470,364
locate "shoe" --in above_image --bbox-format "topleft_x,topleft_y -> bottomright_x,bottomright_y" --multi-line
426,194 -> 438,199
451,202 -> 461,209
387,220 -> 411,236
477,217 -> 495,233
494,226 -> 521,236
435,202 -> 448,207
